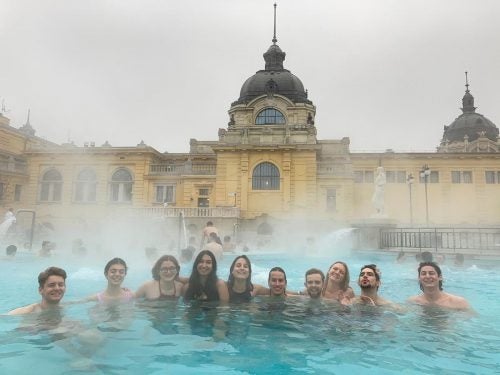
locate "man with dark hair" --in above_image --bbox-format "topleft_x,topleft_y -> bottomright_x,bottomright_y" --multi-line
304,268 -> 324,299
408,261 -> 470,310
8,267 -> 67,315
268,267 -> 287,297
353,264 -> 392,306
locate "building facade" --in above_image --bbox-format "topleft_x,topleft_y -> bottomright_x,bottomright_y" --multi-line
1,34 -> 500,230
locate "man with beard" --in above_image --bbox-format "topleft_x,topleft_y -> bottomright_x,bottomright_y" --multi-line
352,264 -> 392,306
8,267 -> 67,315
304,268 -> 324,299
408,261 -> 471,310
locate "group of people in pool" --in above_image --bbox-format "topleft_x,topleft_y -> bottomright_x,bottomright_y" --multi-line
7,249 -> 471,315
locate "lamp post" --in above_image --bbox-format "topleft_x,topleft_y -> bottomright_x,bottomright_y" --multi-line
420,165 -> 431,226
407,173 -> 415,226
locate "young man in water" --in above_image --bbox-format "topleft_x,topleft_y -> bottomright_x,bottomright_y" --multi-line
408,261 -> 471,310
304,268 -> 324,299
268,267 -> 287,297
8,267 -> 67,315
352,264 -> 392,306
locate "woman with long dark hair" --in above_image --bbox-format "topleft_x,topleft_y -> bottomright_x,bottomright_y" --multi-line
226,255 -> 267,303
183,250 -> 228,302
135,255 -> 183,300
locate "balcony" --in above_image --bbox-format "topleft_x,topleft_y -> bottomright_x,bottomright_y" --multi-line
149,164 -> 216,176
0,159 -> 28,174
127,206 -> 240,218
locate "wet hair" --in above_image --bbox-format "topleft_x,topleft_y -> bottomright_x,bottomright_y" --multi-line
268,266 -> 287,283
38,267 -> 67,288
418,261 -> 443,291
421,251 -> 433,262
323,261 -> 351,293
305,268 -> 325,282
268,266 -> 287,295
151,255 -> 180,280
227,255 -> 254,292
184,250 -> 220,302
6,244 -> 17,256
104,258 -> 128,275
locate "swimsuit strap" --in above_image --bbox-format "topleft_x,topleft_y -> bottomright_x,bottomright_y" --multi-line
159,280 -> 177,299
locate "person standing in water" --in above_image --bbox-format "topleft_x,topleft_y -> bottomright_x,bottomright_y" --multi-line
87,258 -> 133,304
408,261 -> 471,310
8,267 -> 67,315
135,255 -> 183,300
322,261 -> 355,304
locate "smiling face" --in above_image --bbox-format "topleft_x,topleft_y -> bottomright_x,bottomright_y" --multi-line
328,263 -> 346,284
268,270 -> 287,296
39,275 -> 66,305
106,264 -> 127,285
305,273 -> 323,298
197,254 -> 214,276
419,265 -> 443,291
159,260 -> 178,281
232,257 -> 250,281
358,267 -> 379,290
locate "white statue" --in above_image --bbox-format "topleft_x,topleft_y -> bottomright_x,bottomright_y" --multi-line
372,167 -> 386,215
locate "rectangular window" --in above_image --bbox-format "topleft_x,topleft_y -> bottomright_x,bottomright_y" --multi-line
430,171 -> 439,183
0,183 -> 4,200
354,171 -> 363,183
485,171 -> 496,184
14,185 -> 22,201
452,171 -> 473,184
199,188 -> 209,196
397,171 -> 407,183
364,171 -> 374,183
326,188 -> 336,212
386,171 -> 395,183
155,185 -> 175,203
451,171 -> 461,184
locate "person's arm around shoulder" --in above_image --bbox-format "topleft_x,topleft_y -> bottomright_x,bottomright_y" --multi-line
134,282 -> 149,299
217,279 -> 229,303
251,284 -> 269,296
182,282 -> 190,297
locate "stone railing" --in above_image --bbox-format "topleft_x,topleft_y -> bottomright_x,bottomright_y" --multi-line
127,206 -> 240,218
149,164 -> 216,175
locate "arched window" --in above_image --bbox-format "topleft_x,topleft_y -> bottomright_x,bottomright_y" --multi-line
252,162 -> 280,190
75,168 -> 97,202
255,108 -> 285,125
40,169 -> 63,202
110,168 -> 133,202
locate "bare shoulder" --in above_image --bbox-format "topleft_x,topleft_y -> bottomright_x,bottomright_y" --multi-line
407,294 -> 426,304
7,303 -> 38,315
446,293 -> 470,310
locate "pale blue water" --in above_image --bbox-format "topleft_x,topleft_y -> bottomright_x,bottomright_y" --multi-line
1,251 -> 499,374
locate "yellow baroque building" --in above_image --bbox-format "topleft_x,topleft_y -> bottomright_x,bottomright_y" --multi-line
1,34 -> 500,231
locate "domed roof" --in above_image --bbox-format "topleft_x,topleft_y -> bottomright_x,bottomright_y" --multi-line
442,77 -> 498,143
232,42 -> 311,106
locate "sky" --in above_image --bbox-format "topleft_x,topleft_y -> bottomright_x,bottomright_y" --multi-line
1,0 -> 500,153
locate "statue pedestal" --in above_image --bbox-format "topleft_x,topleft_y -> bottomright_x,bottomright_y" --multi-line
351,218 -> 398,250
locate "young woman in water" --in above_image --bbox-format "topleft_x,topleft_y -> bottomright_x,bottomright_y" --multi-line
88,258 -> 134,304
322,261 -> 355,304
226,255 -> 267,302
135,255 -> 183,300
182,250 -> 229,302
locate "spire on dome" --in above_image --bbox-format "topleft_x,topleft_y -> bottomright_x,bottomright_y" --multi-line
19,108 -> 36,136
461,71 -> 476,113
263,3 -> 286,71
